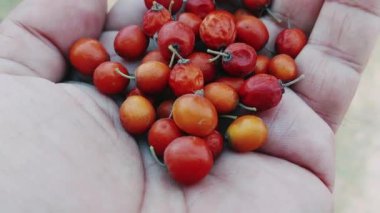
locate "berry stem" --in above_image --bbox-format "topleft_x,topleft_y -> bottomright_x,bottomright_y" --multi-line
168,45 -> 186,60
265,7 -> 282,23
238,103 -> 257,112
208,54 -> 221,63
169,51 -> 176,68
207,49 -> 230,58
115,68 -> 135,79
220,115 -> 238,120
287,18 -> 292,29
168,110 -> 173,119
283,74 -> 305,87
168,0 -> 175,14
168,45 -> 190,66
149,146 -> 166,167
152,1 -> 164,11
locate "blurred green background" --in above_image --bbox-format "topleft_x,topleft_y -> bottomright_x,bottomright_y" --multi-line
2,1 -> 380,212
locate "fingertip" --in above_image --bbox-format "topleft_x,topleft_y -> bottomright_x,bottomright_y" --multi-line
106,0 -> 147,31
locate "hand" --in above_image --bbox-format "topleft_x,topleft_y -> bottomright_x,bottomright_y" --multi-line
0,0 -> 379,212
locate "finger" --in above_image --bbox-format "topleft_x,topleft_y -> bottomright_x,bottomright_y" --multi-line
292,0 -> 380,131
0,0 -> 107,81
270,0 -> 325,32
105,0 -> 146,31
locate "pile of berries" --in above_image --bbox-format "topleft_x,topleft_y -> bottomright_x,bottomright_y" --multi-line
68,0 -> 307,185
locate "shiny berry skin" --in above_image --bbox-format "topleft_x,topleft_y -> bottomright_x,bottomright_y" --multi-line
239,74 -> 283,111
203,130 -> 224,159
188,52 -> 217,83
144,0 -> 184,13
185,0 -> 216,19
173,94 -> 218,137
148,119 -> 183,157
114,25 -> 149,61
275,28 -> 307,58
158,21 -> 195,60
216,77 -> 245,92
222,43 -> 257,77
254,55 -> 270,74
93,62 -> 129,95
120,96 -> 156,135
142,50 -> 168,64
200,10 -> 237,49
169,62 -> 204,96
236,15 -> 269,51
143,6 -> 172,37
69,38 -> 109,76
226,115 -> 268,152
269,54 -> 298,82
157,99 -> 174,118
178,12 -> 202,36
135,61 -> 171,95
243,0 -> 269,10
164,136 -> 214,185
204,82 -> 239,114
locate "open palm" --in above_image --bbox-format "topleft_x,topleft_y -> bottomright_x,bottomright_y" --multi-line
0,0 -> 379,212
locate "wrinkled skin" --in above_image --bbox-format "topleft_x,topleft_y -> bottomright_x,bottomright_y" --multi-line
0,0 -> 379,212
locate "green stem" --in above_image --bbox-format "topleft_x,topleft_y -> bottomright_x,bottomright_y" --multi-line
207,49 -> 229,58
219,115 -> 238,120
169,51 -> 176,68
115,68 -> 135,80
283,74 -> 305,87
149,146 -> 166,167
238,103 -> 257,112
208,54 -> 221,63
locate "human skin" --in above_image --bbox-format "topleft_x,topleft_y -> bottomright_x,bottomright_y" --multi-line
0,0 -> 379,212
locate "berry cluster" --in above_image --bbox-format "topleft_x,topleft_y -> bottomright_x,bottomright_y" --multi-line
68,0 -> 308,185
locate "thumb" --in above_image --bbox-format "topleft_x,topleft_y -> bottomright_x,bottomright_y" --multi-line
0,0 -> 107,81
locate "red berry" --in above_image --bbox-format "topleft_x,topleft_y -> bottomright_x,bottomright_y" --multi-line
226,115 -> 268,152
236,15 -> 269,51
216,43 -> 257,77
120,96 -> 156,135
203,130 -> 224,159
269,54 -> 298,82
188,52 -> 217,83
144,0 -> 183,13
172,94 -> 218,137
169,62 -> 204,96
148,118 -> 183,157
185,0 -> 216,19
93,62 -> 129,95
178,12 -> 202,37
135,61 -> 171,95
200,10 -> 237,49
158,21 -> 195,60
239,74 -> 283,111
254,55 -> 270,74
69,38 -> 109,76
275,28 -> 307,58
143,4 -> 172,37
164,136 -> 214,185
204,82 -> 239,114
114,25 -> 149,61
